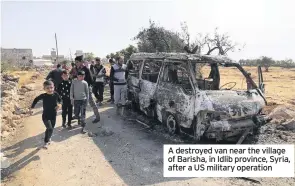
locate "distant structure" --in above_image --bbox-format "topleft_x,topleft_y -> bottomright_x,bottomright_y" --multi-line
42,49 -> 65,63
75,50 -> 83,56
1,48 -> 33,66
42,55 -> 65,62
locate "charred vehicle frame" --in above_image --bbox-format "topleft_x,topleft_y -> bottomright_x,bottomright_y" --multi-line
126,53 -> 271,142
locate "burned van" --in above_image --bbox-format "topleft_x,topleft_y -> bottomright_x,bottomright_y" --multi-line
126,53 -> 270,142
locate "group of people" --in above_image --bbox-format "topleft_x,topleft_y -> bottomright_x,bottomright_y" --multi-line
30,55 -> 129,148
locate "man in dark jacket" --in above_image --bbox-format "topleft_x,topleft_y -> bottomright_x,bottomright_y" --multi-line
107,58 -> 115,103
71,55 -> 100,123
46,64 -> 63,91
91,57 -> 106,106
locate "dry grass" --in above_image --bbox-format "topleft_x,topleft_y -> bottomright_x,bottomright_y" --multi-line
243,66 -> 295,106
201,66 -> 295,109
9,71 -> 37,87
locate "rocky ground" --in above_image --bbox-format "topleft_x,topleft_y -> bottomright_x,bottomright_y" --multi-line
1,71 -> 44,140
1,71 -> 295,186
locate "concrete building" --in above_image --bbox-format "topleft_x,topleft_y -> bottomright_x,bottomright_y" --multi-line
1,48 -> 33,66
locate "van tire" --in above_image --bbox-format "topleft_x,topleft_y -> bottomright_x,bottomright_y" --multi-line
165,113 -> 180,135
192,116 -> 204,142
128,92 -> 140,112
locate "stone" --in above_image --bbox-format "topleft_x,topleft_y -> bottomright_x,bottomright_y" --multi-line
1,131 -> 10,138
1,90 -> 13,97
3,74 -> 20,82
283,119 -> 295,131
100,128 -> 114,137
2,105 -> 13,112
7,81 -> 18,87
21,84 -> 35,91
1,111 -> 9,119
14,108 -> 27,115
10,121 -> 17,128
14,120 -> 23,125
278,134 -> 288,142
1,125 -> 9,132
269,106 -> 295,121
12,115 -> 21,120
1,156 -> 11,169
18,91 -> 26,95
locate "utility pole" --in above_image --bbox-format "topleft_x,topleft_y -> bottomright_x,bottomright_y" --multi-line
55,33 -> 59,63
69,48 -> 73,62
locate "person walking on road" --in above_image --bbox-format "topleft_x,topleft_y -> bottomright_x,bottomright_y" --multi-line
107,58 -> 115,103
91,57 -> 106,106
57,70 -> 73,129
110,56 -> 129,114
29,80 -> 62,149
70,55 -> 100,123
70,70 -> 89,133
46,64 -> 63,91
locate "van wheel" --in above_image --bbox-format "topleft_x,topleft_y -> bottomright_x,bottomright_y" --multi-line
165,114 -> 179,134
192,117 -> 205,142
128,92 -> 140,112
132,99 -> 140,112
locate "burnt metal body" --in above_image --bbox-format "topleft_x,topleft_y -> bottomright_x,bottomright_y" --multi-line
126,52 -> 270,142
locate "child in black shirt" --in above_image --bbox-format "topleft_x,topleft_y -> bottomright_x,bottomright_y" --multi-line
57,70 -> 73,128
30,80 -> 61,149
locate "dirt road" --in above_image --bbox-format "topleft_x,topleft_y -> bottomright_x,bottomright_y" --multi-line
1,87 -> 294,186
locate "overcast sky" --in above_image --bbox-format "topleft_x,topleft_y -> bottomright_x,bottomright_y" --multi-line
1,0 -> 294,61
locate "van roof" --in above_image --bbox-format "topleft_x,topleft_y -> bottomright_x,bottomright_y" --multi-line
129,52 -> 238,64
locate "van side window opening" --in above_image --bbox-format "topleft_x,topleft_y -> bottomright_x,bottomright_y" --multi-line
127,60 -> 141,78
162,63 -> 193,94
141,60 -> 161,83
193,62 -> 248,91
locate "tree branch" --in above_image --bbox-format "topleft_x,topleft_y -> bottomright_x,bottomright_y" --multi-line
191,45 -> 199,54
206,47 -> 219,55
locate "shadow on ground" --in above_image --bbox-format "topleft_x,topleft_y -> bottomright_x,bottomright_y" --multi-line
1,123 -> 81,180
78,85 -> 191,185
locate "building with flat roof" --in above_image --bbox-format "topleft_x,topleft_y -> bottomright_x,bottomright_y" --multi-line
1,48 -> 33,65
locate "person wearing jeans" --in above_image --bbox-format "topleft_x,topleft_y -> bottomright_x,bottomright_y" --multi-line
73,100 -> 87,128
70,55 -> 100,123
70,70 -> 89,133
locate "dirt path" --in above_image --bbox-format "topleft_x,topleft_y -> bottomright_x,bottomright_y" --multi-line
1,88 -> 294,186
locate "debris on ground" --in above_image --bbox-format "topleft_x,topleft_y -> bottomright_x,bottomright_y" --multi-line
268,105 -> 295,123
0,152 -> 11,169
87,132 -> 98,137
250,123 -> 295,144
99,128 -> 114,137
279,119 -> 295,132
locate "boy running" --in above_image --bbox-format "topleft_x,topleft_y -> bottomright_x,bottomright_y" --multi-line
30,80 -> 61,149
70,70 -> 89,133
57,70 -> 73,129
